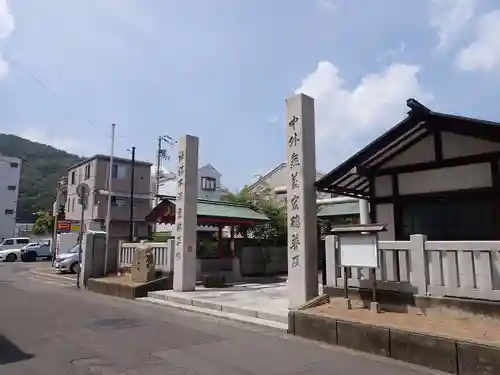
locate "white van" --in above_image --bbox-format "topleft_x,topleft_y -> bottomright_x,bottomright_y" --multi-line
0,237 -> 30,250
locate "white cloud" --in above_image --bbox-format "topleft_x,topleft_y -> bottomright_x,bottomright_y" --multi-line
456,10 -> 500,72
18,128 -> 82,154
316,0 -> 338,11
429,0 -> 478,50
295,61 -> 433,168
375,43 -> 406,63
0,0 -> 14,39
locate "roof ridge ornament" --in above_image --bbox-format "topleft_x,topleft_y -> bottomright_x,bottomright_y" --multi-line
407,98 -> 431,117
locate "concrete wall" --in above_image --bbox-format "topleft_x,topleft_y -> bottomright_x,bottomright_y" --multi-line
240,246 -> 288,276
374,132 -> 500,240
0,156 -> 22,240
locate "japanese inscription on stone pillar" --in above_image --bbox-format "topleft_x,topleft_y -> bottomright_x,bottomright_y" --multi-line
286,93 -> 319,308
173,135 -> 199,292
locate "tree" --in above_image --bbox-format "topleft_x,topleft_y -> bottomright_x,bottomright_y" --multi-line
251,200 -> 287,245
223,184 -> 287,245
223,185 -> 256,239
0,133 -> 83,223
33,211 -> 54,235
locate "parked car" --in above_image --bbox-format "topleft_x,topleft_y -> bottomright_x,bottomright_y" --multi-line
0,237 -> 30,251
53,244 -> 80,274
0,238 -> 31,262
20,239 -> 53,262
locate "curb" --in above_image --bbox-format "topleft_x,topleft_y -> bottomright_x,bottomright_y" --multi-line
138,297 -> 288,331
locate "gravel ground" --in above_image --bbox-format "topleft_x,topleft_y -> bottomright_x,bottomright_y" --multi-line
310,297 -> 500,345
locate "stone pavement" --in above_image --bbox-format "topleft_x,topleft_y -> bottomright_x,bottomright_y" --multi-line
143,278 -> 324,329
0,261 -> 443,375
144,282 -> 290,329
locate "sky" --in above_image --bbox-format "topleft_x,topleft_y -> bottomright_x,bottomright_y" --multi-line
1,0 -> 500,192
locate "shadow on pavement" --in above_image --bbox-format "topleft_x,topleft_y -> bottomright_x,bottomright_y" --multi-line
0,335 -> 34,365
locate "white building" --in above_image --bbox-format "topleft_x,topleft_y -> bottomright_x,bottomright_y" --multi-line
154,164 -> 227,233
0,155 -> 22,240
156,164 -> 225,200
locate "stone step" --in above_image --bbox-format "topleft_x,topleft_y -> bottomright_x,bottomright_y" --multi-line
146,291 -> 288,324
138,296 -> 288,331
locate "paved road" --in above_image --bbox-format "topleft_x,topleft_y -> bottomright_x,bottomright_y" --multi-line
0,262 -> 443,375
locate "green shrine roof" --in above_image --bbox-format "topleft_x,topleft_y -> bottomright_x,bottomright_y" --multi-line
146,198 -> 269,225
196,200 -> 269,222
317,201 -> 360,218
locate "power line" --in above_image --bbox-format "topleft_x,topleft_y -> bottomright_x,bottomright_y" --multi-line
3,53 -> 123,140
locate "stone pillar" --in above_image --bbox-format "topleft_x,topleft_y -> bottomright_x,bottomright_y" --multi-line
173,135 -> 199,292
286,93 -> 319,308
359,199 -> 370,224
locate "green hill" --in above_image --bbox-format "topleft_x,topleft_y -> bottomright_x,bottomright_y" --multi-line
0,134 -> 83,223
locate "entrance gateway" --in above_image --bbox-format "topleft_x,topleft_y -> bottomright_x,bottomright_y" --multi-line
171,93 -> 367,307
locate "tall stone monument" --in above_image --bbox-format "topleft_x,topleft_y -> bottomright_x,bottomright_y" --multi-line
173,135 -> 199,292
286,93 -> 319,308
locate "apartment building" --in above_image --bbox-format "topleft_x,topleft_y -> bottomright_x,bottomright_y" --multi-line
65,154 -> 153,239
0,155 -> 22,240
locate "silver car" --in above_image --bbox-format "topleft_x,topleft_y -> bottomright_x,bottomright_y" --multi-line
53,244 -> 80,273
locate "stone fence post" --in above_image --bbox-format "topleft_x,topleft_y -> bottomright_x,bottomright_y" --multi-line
117,240 -> 123,272
325,235 -> 337,288
409,234 -> 428,296
167,238 -> 175,273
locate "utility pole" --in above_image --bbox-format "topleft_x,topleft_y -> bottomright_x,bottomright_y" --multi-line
155,136 -> 162,209
154,135 -> 176,232
128,146 -> 136,241
104,124 -> 116,275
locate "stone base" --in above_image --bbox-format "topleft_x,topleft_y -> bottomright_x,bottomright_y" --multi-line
87,276 -> 172,299
340,298 -> 352,310
289,310 -> 500,374
202,274 -> 226,288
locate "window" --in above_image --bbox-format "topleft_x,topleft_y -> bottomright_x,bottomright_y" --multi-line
71,171 -> 76,185
10,162 -> 19,168
7,185 -> 16,191
67,244 -> 80,253
201,177 -> 216,191
84,163 -> 91,180
4,209 -> 14,215
401,198 -> 495,241
111,164 -> 127,179
16,238 -> 29,245
111,196 -> 127,207
2,239 -> 13,245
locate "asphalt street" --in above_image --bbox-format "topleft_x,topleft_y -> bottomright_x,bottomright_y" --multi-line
0,262 -> 445,375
